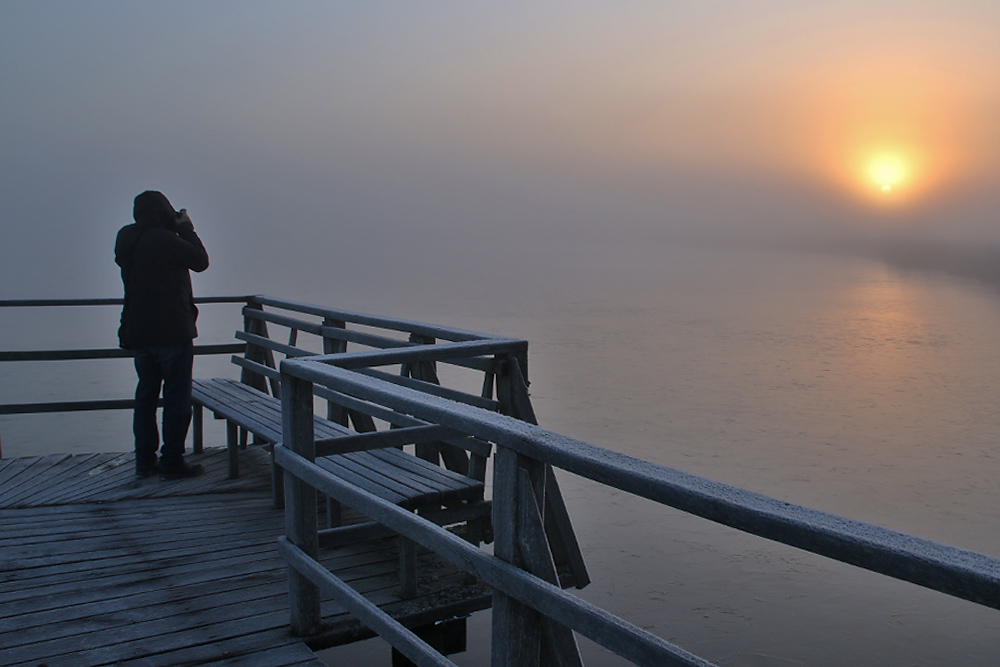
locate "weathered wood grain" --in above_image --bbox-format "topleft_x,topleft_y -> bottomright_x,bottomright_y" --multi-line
0,447 -> 490,667
191,378 -> 485,517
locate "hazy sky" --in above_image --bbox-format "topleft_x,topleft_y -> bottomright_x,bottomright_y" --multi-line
2,2 -> 999,303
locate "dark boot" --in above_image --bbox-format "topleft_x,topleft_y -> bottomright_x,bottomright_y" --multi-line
160,461 -> 204,479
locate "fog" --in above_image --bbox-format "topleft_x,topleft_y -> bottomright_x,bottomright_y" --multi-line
6,7 -> 1000,664
2,2 -> 1000,307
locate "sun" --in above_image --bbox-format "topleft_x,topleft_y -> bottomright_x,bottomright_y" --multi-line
868,154 -> 907,193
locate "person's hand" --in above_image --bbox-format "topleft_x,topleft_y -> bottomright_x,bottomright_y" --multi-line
174,208 -> 194,233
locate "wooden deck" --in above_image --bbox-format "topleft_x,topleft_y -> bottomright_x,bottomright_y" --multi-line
0,447 -> 491,667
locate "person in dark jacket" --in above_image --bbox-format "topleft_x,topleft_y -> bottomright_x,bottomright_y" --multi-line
115,190 -> 209,478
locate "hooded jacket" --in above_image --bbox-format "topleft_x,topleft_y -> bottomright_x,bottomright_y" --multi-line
115,205 -> 209,348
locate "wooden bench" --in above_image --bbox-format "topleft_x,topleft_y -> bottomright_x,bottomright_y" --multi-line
191,378 -> 486,511
190,346 -> 491,597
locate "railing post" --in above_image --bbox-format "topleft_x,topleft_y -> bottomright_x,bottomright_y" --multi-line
498,354 -> 590,590
281,366 -> 320,636
407,334 -> 441,466
407,333 -> 471,475
321,317 -> 349,426
243,301 -> 278,397
491,445 -> 542,666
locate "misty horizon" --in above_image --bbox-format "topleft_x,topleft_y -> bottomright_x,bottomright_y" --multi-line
4,5 -> 1000,664
3,3 -> 1000,309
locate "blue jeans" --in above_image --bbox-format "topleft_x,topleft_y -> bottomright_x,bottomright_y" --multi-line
133,342 -> 194,470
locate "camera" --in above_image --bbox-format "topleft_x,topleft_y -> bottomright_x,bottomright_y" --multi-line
168,208 -> 189,232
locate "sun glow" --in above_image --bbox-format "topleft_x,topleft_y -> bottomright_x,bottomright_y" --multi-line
827,135 -> 944,206
825,144 -> 927,205
868,154 -> 907,195
870,156 -> 904,186
799,43 -> 991,209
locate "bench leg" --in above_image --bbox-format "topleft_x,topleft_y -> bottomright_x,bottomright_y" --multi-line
271,445 -> 284,510
464,511 -> 488,585
227,421 -> 239,479
192,404 -> 203,454
400,536 -> 418,598
326,496 -> 342,529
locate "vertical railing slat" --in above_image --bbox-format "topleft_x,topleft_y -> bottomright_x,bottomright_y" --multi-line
321,317 -> 349,427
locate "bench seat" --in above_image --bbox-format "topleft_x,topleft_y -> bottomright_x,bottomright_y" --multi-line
191,378 -> 484,509
193,377 -> 354,447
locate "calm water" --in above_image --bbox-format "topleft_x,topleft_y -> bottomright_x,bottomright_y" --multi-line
3,243 -> 1000,665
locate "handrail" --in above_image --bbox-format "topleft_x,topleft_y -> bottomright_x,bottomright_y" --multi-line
0,343 -> 245,362
0,293 -> 524,457
0,296 -> 253,307
275,441 -> 710,667
0,296 -> 254,455
287,359 -> 1000,608
278,357 -> 1000,666
309,338 -> 527,369
277,532 -> 462,667
249,295 -> 514,343
240,307 -> 502,374
0,398 -> 144,415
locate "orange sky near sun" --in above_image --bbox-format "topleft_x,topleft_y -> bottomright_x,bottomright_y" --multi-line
802,49 -> 995,208
633,39 -> 999,210
415,6 -> 1000,218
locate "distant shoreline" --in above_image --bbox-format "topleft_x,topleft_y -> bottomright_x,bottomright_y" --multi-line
773,234 -> 1000,293
864,239 -> 1000,292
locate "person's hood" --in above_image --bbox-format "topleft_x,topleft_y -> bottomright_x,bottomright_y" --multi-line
132,190 -> 174,228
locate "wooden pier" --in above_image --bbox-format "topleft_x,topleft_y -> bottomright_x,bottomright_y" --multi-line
4,296 -> 1000,666
0,447 -> 490,667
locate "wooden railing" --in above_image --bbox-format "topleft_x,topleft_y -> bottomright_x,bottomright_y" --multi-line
276,355 -> 1000,667
219,296 -> 539,482
0,296 -> 252,457
231,295 -> 527,408
0,294 -> 531,462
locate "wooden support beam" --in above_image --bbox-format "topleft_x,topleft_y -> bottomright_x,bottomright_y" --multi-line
507,356 -> 537,425
517,465 -> 584,667
0,342 -> 244,362
242,302 -> 277,396
0,398 -> 144,415
281,370 -> 320,636
359,367 -> 500,411
491,446 -> 542,666
407,334 -> 472,476
348,410 -> 378,433
505,355 -> 590,589
251,293 -> 512,343
322,317 -> 349,427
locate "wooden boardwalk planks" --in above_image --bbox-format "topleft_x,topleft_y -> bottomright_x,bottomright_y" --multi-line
0,447 -> 491,666
0,488 -> 323,666
0,447 -> 272,509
